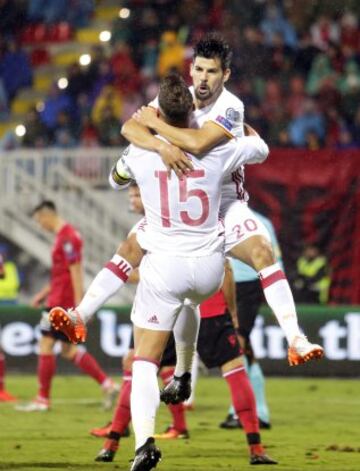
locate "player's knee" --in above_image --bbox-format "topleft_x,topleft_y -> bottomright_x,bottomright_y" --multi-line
250,238 -> 275,271
39,335 -> 55,354
60,343 -> 77,360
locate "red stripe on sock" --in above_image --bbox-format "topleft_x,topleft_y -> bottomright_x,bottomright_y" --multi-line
112,379 -> 132,434
260,270 -> 286,289
133,356 -> 160,368
38,354 -> 56,399
105,260 -> 131,282
224,368 -> 259,435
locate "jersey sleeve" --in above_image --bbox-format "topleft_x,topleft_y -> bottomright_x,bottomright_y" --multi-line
206,94 -> 244,138
62,233 -> 82,266
222,136 -> 269,175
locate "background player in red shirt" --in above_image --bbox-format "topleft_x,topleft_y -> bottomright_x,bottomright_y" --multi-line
16,201 -> 118,411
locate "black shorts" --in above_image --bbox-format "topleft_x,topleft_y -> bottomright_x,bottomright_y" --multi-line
197,312 -> 242,369
40,308 -> 71,343
236,280 -> 263,340
129,332 -> 176,368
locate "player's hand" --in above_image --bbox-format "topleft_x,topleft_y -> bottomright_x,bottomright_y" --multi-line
158,141 -> 193,178
133,106 -> 158,128
30,292 -> 44,308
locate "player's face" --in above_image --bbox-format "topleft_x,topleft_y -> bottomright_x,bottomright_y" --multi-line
128,186 -> 144,215
190,56 -> 230,105
33,210 -> 52,231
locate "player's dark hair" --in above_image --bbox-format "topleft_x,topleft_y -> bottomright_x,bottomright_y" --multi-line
32,200 -> 57,215
158,72 -> 193,126
193,32 -> 232,70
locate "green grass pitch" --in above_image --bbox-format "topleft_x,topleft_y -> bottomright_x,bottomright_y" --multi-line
1,375 -> 360,471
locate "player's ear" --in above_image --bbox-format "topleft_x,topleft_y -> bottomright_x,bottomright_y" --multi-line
189,62 -> 194,78
223,68 -> 231,83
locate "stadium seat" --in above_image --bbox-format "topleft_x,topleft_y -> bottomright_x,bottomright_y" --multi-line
31,49 -> 51,67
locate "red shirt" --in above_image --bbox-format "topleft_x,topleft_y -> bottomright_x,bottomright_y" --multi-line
47,223 -> 83,309
200,290 -> 227,319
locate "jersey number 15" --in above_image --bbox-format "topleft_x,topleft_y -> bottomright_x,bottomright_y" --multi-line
155,170 -> 209,228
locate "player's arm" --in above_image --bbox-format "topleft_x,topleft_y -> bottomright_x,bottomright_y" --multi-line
121,118 -> 193,177
31,283 -> 50,307
69,262 -> 83,305
127,267 -> 139,284
221,260 -> 238,330
134,107 -> 229,156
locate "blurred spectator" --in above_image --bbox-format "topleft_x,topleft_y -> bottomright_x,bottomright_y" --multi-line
0,77 -> 8,120
350,105 -> 360,145
288,99 -> 325,147
28,0 -> 68,24
92,85 -> 122,126
96,105 -> 122,147
0,40 -> 32,101
237,27 -> 269,79
293,32 -> 321,76
67,0 -> 94,28
111,42 -> 141,95
157,31 -> 185,77
0,244 -> 20,304
310,14 -> 340,51
294,244 -> 330,304
306,54 -> 336,95
66,62 -> 91,100
40,83 -> 72,130
338,60 -> 360,95
79,115 -> 98,146
22,107 -> 49,147
340,12 -> 360,53
286,76 -> 307,118
0,0 -> 25,38
53,111 -> 77,147
260,3 -> 297,49
89,59 -> 114,103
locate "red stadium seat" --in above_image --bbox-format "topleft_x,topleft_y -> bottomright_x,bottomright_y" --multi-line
31,48 -> 51,66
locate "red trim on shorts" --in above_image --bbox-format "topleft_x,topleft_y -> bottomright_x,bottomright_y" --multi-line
260,270 -> 286,289
133,356 -> 160,368
105,260 -> 130,282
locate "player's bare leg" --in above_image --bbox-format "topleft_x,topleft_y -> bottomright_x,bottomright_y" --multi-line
229,235 -> 324,366
50,234 -> 144,343
221,357 -> 277,465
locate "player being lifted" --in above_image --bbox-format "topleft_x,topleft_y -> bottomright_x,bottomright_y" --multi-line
52,72 -> 271,470
49,34 -> 323,368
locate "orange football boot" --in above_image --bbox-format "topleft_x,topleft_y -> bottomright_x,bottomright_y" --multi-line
49,307 -> 87,344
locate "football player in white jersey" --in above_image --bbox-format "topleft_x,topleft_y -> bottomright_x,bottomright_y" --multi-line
49,34 -> 322,369
49,73 -> 270,471
123,32 -> 324,368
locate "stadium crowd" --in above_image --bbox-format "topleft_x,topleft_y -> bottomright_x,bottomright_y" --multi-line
1,0 -> 360,149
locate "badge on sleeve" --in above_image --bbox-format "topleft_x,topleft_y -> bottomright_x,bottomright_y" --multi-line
226,108 -> 241,124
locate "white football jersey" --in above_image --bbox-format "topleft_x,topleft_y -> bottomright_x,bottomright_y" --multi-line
150,86 -> 247,210
121,136 -> 268,256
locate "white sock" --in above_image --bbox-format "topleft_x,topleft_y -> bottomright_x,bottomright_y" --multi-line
77,254 -> 133,323
184,352 -> 199,406
131,360 -> 159,450
259,263 -> 302,345
173,303 -> 200,377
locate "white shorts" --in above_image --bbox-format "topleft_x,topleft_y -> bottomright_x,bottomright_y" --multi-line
222,201 -> 271,254
131,252 -> 225,331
